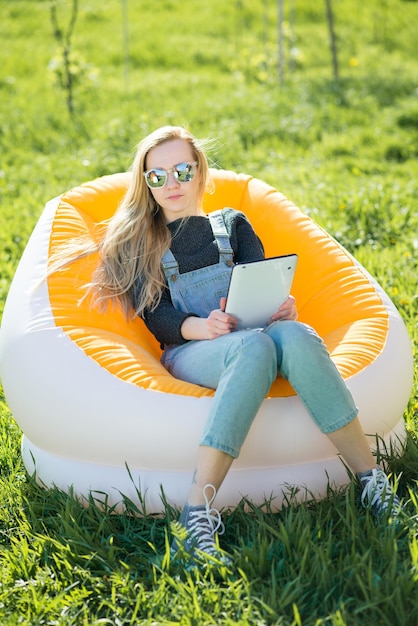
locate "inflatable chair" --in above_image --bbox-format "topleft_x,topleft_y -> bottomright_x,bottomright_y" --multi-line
0,170 -> 413,513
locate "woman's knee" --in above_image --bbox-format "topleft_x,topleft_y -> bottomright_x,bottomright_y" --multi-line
226,330 -> 277,370
268,320 -> 319,346
266,320 -> 325,367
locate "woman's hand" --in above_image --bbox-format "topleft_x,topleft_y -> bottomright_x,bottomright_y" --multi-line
270,295 -> 298,323
180,297 -> 237,341
206,297 -> 238,339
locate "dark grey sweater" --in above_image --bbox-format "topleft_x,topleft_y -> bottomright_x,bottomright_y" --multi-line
132,208 -> 265,346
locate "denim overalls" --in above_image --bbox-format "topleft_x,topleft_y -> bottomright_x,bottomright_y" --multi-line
161,210 -> 358,459
161,210 -> 234,319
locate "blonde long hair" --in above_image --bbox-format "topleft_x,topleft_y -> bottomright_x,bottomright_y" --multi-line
91,126 -> 212,318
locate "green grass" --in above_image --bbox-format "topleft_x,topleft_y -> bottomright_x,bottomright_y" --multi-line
0,0 -> 417,623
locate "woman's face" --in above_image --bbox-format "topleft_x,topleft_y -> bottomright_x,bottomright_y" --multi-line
145,138 -> 202,223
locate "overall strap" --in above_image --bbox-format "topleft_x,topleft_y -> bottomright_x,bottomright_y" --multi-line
161,248 -> 179,282
161,209 -> 234,282
208,209 -> 234,266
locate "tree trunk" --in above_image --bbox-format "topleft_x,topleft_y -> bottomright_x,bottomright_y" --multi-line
324,0 -> 339,80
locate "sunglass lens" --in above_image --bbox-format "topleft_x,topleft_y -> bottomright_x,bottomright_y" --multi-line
146,169 -> 167,188
174,162 -> 195,182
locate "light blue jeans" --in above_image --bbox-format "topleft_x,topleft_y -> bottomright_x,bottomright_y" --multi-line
162,321 -> 358,458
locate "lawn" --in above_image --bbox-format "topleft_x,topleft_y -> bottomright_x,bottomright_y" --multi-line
0,0 -> 417,624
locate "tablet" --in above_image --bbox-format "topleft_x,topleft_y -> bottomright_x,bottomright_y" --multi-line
225,254 -> 298,329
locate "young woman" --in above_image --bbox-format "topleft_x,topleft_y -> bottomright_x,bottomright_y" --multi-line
90,125 -> 400,562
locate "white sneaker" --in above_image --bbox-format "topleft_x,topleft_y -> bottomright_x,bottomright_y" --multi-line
359,467 -> 401,519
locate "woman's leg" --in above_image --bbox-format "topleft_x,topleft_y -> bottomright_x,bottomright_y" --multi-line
264,321 -> 401,518
163,329 -> 278,459
164,331 -> 277,559
326,416 -> 375,473
264,320 -> 375,468
264,321 -> 359,435
187,446 -> 234,506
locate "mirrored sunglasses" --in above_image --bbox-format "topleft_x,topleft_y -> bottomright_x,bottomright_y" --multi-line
143,161 -> 198,189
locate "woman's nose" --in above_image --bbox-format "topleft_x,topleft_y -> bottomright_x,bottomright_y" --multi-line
166,171 -> 180,187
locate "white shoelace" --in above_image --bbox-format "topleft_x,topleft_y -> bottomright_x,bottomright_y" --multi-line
187,484 -> 225,554
360,468 -> 399,512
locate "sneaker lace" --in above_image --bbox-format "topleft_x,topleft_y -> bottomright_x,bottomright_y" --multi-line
360,468 -> 399,512
187,484 -> 225,554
